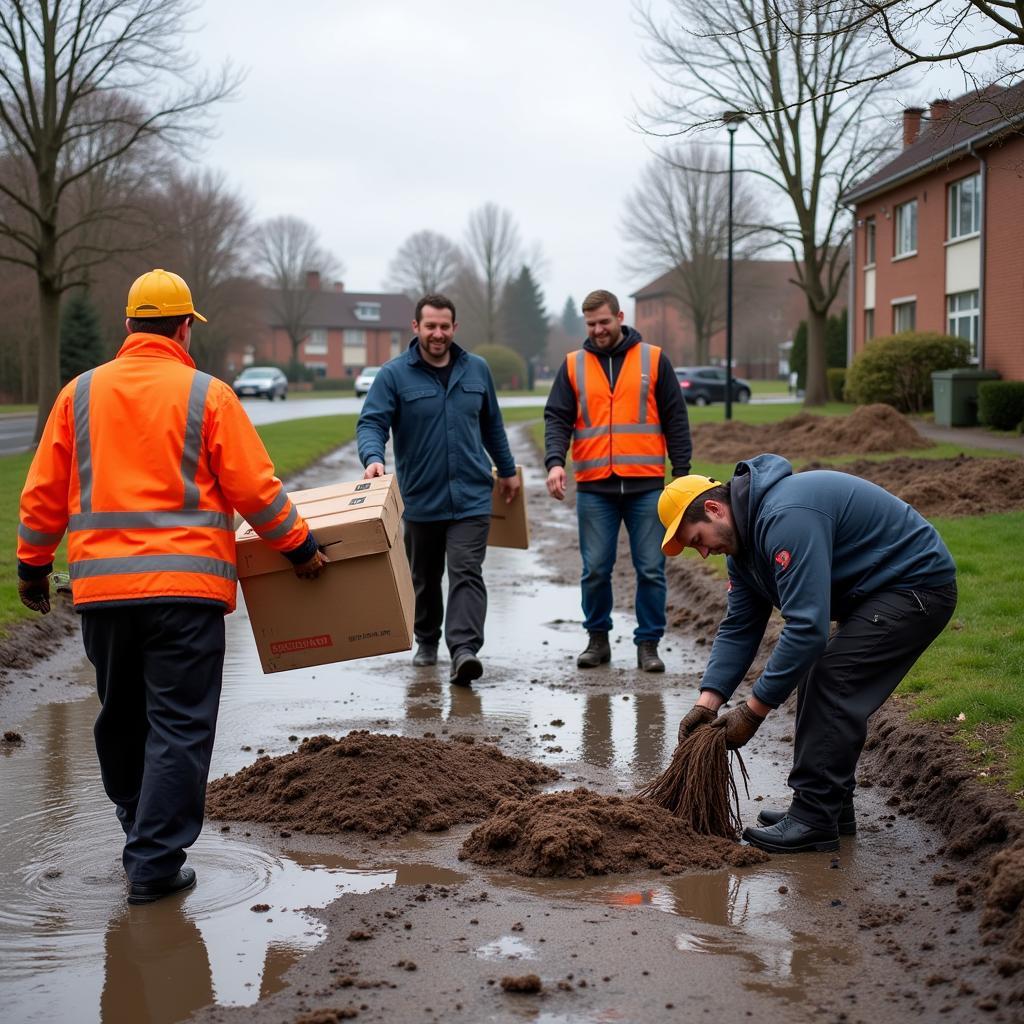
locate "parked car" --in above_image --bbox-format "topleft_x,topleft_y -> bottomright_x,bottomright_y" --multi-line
232,366 -> 288,401
674,366 -> 752,406
355,366 -> 381,397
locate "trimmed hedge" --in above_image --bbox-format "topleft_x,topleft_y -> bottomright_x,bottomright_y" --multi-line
826,367 -> 847,402
845,332 -> 970,412
978,381 -> 1024,430
312,377 -> 355,391
474,343 -> 527,390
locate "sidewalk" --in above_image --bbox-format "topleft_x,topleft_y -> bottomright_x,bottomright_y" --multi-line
916,420 -> 1024,456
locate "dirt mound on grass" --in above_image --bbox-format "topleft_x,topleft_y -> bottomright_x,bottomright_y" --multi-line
457,788 -> 768,878
206,731 -> 559,836
800,455 -> 1024,518
691,403 -> 930,464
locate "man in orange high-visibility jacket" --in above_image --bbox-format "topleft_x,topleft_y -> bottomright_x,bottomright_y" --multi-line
16,269 -> 327,905
544,289 -> 692,673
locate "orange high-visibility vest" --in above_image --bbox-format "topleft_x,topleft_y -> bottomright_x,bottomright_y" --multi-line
17,333 -> 311,612
565,343 -> 667,482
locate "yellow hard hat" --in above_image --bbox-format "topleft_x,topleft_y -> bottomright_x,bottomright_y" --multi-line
125,269 -> 207,322
658,475 -> 721,556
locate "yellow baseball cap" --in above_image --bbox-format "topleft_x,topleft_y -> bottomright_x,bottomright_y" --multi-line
126,269 -> 207,322
657,475 -> 721,556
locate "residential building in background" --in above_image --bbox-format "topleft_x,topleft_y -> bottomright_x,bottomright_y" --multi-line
844,83 -> 1024,381
631,260 -> 812,378
225,273 -> 414,378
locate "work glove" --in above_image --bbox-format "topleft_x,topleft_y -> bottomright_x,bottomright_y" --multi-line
293,548 -> 329,580
677,704 -> 718,744
18,576 -> 50,614
709,703 -> 765,750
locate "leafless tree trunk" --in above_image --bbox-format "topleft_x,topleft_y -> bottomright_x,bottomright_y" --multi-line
638,0 -> 895,405
0,0 -> 239,440
623,145 -> 761,364
464,203 -> 522,345
386,230 -> 463,298
253,215 -> 339,375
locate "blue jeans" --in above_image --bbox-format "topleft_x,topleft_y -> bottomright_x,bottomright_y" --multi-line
576,489 -> 666,644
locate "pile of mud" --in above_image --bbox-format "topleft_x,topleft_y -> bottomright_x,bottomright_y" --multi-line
207,731 -> 559,836
690,403 -> 930,463
458,788 -> 768,878
800,454 -> 1024,518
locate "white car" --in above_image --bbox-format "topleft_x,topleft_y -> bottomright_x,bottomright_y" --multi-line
355,366 -> 381,397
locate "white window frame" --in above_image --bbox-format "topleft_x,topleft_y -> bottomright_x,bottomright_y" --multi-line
946,290 -> 980,358
892,298 -> 916,333
304,328 -> 327,355
343,328 -> 367,367
864,217 -> 876,266
948,174 -> 981,241
354,302 -> 382,322
864,308 -> 875,341
894,200 -> 918,258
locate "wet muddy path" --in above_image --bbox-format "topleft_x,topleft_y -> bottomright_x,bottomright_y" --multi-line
0,427 -> 1014,1023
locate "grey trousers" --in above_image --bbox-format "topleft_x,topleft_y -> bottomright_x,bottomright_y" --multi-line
788,583 -> 958,830
403,515 -> 490,657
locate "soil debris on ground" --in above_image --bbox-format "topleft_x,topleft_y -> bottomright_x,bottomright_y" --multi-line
690,403 -> 931,463
458,788 -> 768,878
500,974 -> 542,994
206,731 -> 559,836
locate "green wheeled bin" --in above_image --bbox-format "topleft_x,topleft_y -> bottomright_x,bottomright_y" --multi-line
931,368 -> 1001,427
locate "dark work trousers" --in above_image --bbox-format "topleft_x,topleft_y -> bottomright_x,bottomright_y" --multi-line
403,515 -> 490,657
788,583 -> 958,830
81,603 -> 226,884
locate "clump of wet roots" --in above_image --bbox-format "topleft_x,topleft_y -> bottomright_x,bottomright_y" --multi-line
636,725 -> 749,839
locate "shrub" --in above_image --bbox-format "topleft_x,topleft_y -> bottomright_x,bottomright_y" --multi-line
312,377 -> 355,391
474,343 -> 527,390
789,308 -> 848,389
826,367 -> 847,402
978,381 -> 1024,431
845,332 -> 970,413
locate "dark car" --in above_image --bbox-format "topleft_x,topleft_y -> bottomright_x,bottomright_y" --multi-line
674,366 -> 752,406
232,366 -> 288,401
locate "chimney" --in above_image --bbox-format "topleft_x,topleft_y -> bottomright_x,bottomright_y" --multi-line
333,280 -> 344,292
305,270 -> 321,291
929,98 -> 952,125
902,107 -> 925,148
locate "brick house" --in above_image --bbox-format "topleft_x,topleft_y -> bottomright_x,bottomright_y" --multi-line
843,83 -> 1024,381
225,272 -> 414,379
631,260 -> 812,378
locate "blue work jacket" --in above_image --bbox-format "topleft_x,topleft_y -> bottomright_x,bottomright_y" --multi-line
356,340 -> 516,522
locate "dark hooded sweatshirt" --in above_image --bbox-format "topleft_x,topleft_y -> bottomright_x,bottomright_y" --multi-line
543,326 -> 692,495
701,454 -> 956,709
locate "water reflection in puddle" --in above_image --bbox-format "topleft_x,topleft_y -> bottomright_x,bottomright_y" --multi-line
475,934 -> 539,961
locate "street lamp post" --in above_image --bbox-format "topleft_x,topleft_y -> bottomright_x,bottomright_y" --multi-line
723,110 -> 746,421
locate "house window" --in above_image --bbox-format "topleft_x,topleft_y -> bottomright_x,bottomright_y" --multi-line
343,328 -> 367,367
893,300 -> 916,333
894,200 -> 917,256
948,174 -> 981,240
947,290 -> 979,357
304,328 -> 327,355
390,330 -> 404,359
864,308 -> 875,341
354,302 -> 382,322
864,218 -> 876,265
305,362 -> 327,378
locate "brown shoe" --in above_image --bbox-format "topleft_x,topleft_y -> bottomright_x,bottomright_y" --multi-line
577,631 -> 611,668
636,641 -> 664,673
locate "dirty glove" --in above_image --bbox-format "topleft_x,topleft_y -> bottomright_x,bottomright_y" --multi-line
709,703 -> 765,750
293,548 -> 329,580
677,704 -> 718,744
18,576 -> 50,614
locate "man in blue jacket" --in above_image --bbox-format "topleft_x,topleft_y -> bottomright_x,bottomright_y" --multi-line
659,455 -> 957,853
358,294 -> 519,685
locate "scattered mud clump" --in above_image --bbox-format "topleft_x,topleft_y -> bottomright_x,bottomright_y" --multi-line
207,731 -> 559,836
458,788 -> 767,878
690,403 -> 930,463
500,974 -> 542,994
800,455 -> 1024,518
293,1009 -> 359,1023
3,731 -> 24,743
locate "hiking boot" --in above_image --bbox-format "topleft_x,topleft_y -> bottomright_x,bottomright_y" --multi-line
450,650 -> 483,686
742,815 -> 840,854
577,631 -> 611,669
412,642 -> 438,667
757,800 -> 856,836
636,641 -> 665,673
127,867 -> 197,905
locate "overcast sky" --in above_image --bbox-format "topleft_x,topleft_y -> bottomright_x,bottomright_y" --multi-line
188,1 -> 999,325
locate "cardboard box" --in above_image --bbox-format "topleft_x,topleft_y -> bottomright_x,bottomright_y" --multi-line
488,465 -> 529,549
236,475 -> 414,673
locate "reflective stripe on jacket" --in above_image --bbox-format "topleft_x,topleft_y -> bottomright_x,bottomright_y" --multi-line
17,333 -> 311,612
565,342 -> 667,482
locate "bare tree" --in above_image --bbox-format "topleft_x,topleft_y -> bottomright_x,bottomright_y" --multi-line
386,230 -> 462,298
638,0 -> 896,404
253,215 -> 339,375
464,203 -> 522,345
0,0 -> 239,440
623,144 -> 761,364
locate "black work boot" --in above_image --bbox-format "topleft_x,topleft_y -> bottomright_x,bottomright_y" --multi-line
450,650 -> 483,686
742,815 -> 840,853
128,867 -> 197,905
636,641 -> 665,673
757,799 -> 856,836
412,642 -> 438,667
577,631 -> 611,669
